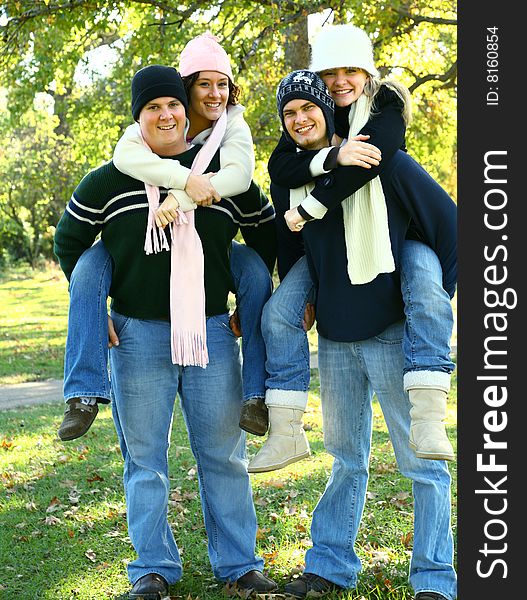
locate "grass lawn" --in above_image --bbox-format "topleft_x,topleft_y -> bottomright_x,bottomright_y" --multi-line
0,262 -> 69,384
0,264 -> 457,600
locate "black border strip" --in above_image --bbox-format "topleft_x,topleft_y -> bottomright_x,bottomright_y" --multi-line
458,1 -> 524,595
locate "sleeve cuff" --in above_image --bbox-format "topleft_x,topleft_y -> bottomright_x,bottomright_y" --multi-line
168,189 -> 196,212
168,167 -> 192,191
300,195 -> 328,219
297,205 -> 314,221
309,147 -> 334,177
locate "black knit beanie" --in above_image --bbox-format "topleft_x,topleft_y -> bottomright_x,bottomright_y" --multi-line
131,65 -> 189,121
276,70 -> 335,145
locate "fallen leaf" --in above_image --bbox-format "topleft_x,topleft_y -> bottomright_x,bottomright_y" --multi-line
46,496 -> 63,513
85,549 -> 97,562
253,496 -> 269,507
264,479 -> 286,489
255,527 -> 269,540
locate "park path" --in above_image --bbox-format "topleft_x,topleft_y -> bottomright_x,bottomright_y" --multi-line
0,379 -> 64,410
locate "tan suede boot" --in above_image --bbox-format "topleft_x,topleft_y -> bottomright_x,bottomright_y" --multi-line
408,388 -> 455,461
248,406 -> 311,473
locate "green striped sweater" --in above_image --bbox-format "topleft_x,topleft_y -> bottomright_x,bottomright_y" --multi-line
54,145 -> 276,319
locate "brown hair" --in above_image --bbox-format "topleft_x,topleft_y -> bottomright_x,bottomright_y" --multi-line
182,72 -> 241,106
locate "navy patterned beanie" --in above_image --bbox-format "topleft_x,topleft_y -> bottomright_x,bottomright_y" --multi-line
276,70 -> 335,144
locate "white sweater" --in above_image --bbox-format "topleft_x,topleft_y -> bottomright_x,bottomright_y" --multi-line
113,104 -> 255,211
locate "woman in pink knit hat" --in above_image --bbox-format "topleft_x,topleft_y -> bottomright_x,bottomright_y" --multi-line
56,33 -> 278,474
115,32 -> 253,208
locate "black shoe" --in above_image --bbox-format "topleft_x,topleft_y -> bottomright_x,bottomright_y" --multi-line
129,573 -> 169,599
239,398 -> 269,436
415,593 -> 448,600
284,572 -> 342,598
58,398 -> 99,441
225,570 -> 278,597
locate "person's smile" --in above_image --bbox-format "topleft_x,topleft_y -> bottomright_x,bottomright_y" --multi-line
139,96 -> 187,155
295,123 -> 315,135
320,67 -> 369,108
283,98 -> 328,150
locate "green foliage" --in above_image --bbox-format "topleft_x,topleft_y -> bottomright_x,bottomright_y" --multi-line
0,106 -> 83,264
0,1 -> 457,263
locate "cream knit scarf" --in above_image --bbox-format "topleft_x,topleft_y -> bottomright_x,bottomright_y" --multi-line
343,94 -> 394,283
289,94 -> 394,284
142,108 -> 228,367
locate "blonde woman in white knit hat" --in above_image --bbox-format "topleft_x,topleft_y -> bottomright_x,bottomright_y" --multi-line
251,24 -> 456,475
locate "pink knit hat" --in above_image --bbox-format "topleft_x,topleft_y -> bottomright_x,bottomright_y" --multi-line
179,32 -> 234,81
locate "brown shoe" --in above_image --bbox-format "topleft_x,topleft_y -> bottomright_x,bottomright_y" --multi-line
58,398 -> 99,441
239,398 -> 268,436
225,570 -> 278,597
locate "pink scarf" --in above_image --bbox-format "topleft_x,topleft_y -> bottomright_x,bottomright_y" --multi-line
142,108 -> 228,367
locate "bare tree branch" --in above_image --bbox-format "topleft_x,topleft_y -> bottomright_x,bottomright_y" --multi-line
405,60 -> 457,92
237,7 -> 308,72
392,6 -> 457,26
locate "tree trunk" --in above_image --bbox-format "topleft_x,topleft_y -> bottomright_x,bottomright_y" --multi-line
284,15 -> 309,71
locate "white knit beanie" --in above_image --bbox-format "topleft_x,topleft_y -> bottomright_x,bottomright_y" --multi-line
309,24 -> 379,77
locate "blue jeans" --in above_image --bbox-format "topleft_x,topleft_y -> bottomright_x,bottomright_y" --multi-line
261,241 -> 455,407
306,321 -> 457,599
400,240 -> 455,390
110,311 -> 263,584
230,241 -> 273,401
63,240 -> 270,403
261,256 -> 315,408
63,240 -> 112,403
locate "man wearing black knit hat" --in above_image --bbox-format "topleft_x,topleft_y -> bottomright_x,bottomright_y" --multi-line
248,71 -> 383,475
54,65 -> 276,600
131,64 -> 189,120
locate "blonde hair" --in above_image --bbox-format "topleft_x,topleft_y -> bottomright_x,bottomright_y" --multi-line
363,75 -> 412,125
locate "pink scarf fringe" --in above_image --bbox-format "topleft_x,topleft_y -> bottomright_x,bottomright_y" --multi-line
141,109 -> 228,367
